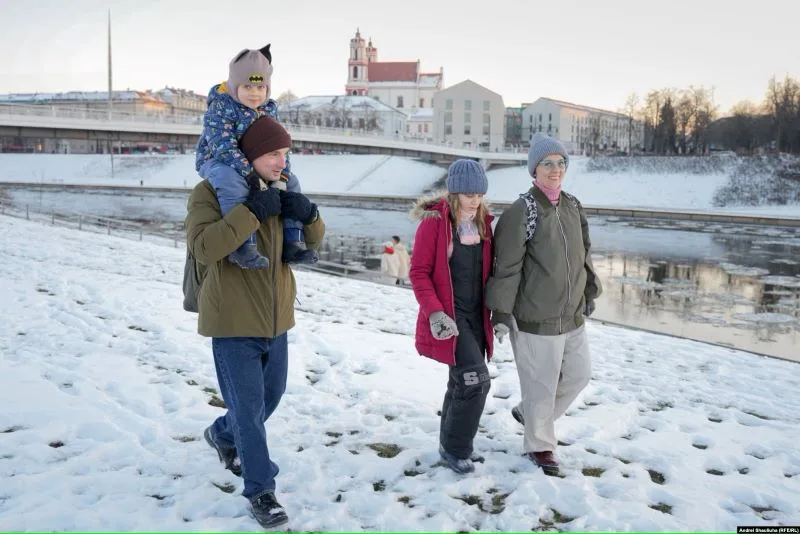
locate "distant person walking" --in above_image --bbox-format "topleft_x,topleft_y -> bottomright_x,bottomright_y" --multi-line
380,235 -> 410,285
486,133 -> 602,476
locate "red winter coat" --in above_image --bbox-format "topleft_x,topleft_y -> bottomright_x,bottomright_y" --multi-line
408,193 -> 494,366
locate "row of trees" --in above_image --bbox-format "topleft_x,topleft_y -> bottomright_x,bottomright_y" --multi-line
623,75 -> 800,155
622,87 -> 716,155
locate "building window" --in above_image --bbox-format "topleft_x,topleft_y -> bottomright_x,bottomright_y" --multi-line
444,111 -> 452,123
446,99 -> 453,110
424,124 -> 429,133
397,96 -> 404,108
483,125 -> 490,135
464,125 -> 471,135
549,113 -> 552,121
465,100 -> 472,110
352,66 -> 358,79
483,100 -> 490,111
539,113 -> 542,121
419,98 -> 425,108
406,124 -> 410,133
483,113 -> 490,124
445,124 -> 452,135
464,112 -> 471,124
417,124 -> 422,133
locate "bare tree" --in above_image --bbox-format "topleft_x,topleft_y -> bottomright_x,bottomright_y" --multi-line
765,75 -> 800,153
588,113 -> 603,155
622,92 -> 639,155
675,91 -> 694,154
642,90 -> 663,152
689,86 -> 717,154
275,90 -> 298,106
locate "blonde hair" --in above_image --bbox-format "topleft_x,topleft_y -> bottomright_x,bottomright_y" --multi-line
447,193 -> 489,241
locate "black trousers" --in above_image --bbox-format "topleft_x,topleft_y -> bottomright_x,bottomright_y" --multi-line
439,313 -> 491,459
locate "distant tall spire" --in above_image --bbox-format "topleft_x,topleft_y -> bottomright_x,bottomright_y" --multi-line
107,9 -> 113,110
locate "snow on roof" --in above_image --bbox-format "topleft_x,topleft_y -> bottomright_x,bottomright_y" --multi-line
280,95 -> 406,115
407,108 -> 434,121
367,62 -> 417,82
418,73 -> 442,87
0,91 -> 164,103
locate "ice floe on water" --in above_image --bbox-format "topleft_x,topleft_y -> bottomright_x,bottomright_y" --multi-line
760,276 -> 800,289
719,263 -> 771,277
731,312 -> 797,325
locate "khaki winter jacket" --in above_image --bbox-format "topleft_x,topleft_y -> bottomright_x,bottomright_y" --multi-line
185,180 -> 325,338
486,185 -> 601,336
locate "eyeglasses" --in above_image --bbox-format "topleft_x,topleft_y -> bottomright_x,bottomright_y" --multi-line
538,159 -> 567,170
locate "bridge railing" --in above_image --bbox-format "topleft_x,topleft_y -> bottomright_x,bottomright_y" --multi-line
0,103 -> 527,157
0,102 -> 203,126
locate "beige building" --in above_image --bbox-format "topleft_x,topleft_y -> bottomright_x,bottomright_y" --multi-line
522,97 -> 643,154
0,89 -> 205,118
344,29 -> 442,112
432,80 -> 505,150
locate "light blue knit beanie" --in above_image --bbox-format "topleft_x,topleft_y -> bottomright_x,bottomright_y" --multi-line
446,159 -> 488,194
527,133 -> 569,177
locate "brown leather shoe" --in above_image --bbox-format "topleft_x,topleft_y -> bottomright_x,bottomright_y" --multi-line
529,451 -> 560,476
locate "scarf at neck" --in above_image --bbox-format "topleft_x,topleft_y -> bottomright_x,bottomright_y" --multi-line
535,180 -> 561,205
456,209 -> 480,245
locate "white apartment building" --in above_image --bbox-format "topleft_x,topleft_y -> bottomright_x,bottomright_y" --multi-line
522,97 -> 643,154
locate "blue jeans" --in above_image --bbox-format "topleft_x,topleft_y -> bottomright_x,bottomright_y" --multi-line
199,160 -> 304,246
208,335 -> 288,500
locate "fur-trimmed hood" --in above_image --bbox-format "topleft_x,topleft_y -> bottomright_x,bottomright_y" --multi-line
409,190 -> 448,222
408,190 -> 494,223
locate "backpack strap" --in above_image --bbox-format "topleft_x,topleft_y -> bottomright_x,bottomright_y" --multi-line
519,191 -> 538,242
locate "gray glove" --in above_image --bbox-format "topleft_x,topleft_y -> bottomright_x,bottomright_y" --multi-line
584,300 -> 596,317
494,323 -> 510,344
492,311 -> 513,344
429,311 -> 458,340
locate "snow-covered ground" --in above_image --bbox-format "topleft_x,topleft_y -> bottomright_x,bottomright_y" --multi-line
1,214 -> 799,532
2,153 -> 799,217
0,154 -> 445,198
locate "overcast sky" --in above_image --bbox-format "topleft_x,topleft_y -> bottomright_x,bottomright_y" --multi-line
1,0 -> 798,113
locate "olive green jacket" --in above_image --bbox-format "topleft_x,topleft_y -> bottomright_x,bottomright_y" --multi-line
486,186 -> 601,335
185,180 -> 325,338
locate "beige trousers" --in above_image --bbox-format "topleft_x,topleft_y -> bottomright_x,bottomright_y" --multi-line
510,325 -> 591,452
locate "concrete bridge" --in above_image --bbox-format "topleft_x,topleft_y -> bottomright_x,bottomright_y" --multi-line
0,103 -> 526,168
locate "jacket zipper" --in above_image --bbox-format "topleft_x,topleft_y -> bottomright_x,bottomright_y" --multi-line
554,206 -> 572,334
445,214 -> 457,364
272,219 -> 278,338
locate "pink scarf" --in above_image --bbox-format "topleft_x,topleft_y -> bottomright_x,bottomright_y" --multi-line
456,209 -> 480,245
535,180 -> 561,205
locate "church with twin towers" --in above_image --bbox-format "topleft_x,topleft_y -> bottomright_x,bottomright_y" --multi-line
344,28 -> 443,112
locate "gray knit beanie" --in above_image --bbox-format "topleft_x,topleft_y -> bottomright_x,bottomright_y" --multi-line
446,159 -> 488,194
227,45 -> 273,104
527,133 -> 569,177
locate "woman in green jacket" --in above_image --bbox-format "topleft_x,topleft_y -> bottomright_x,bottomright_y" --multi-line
486,133 -> 601,476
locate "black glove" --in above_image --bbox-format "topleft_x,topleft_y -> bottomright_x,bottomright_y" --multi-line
584,300 -> 596,317
243,187 -> 281,223
280,191 -> 317,224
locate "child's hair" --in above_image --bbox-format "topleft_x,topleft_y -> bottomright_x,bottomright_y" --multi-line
392,235 -> 400,242
446,193 -> 489,240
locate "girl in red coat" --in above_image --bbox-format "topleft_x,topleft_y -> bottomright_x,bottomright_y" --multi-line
409,159 -> 494,474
